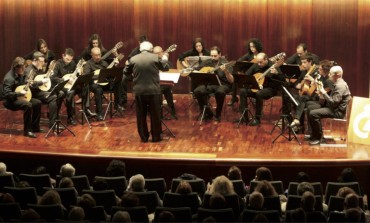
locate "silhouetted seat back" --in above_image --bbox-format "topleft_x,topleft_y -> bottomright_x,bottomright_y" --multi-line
263,195 -> 282,212
145,178 -> 167,199
286,194 -> 323,212
170,178 -> 206,198
28,203 -> 65,221
111,206 -> 149,223
241,209 -> 281,223
3,186 -> 38,209
82,189 -> 117,214
0,174 -> 15,189
163,192 -> 200,215
324,182 -> 361,204
328,195 -> 364,212
0,202 -> 22,221
287,182 -> 323,196
83,205 -> 107,222
202,193 -> 242,218
249,180 -> 284,194
132,191 -> 162,214
196,207 -> 235,222
94,176 -> 127,197
231,180 -> 247,198
19,173 -> 52,195
44,187 -> 78,209
154,206 -> 192,222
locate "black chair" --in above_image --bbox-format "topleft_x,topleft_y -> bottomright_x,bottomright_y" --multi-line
145,178 -> 167,200
44,187 -> 78,209
18,173 -> 52,195
0,202 -> 22,221
249,180 -> 284,194
163,192 -> 200,215
196,207 -> 235,222
202,193 -> 242,219
285,210 -> 327,222
111,206 -> 149,223
28,203 -> 66,221
3,186 -> 38,209
170,178 -> 206,198
287,182 -> 323,196
241,209 -> 281,223
94,175 -> 127,197
83,205 -> 107,222
154,206 -> 192,222
231,179 -> 247,198
82,189 -> 117,214
132,191 -> 162,214
328,195 -> 364,212
263,195 -> 282,212
71,175 -> 91,195
324,182 -> 361,204
286,194 -> 323,212
0,174 -> 15,190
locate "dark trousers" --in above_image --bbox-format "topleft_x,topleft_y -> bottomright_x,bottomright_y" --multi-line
308,107 -> 343,140
121,75 -> 129,106
161,85 -> 176,114
135,94 -> 162,142
305,100 -> 322,134
240,87 -> 276,119
33,90 -> 60,128
193,84 -> 230,118
61,88 -> 75,118
4,98 -> 42,132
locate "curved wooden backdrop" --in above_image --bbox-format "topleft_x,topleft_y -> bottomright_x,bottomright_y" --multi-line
0,0 -> 369,97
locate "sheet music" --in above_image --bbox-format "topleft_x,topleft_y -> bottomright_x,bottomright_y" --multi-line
159,71 -> 181,83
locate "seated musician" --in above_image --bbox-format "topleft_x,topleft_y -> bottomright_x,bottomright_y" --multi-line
52,48 -> 79,125
290,58 -> 335,130
238,52 -> 285,126
193,46 -> 234,122
2,57 -> 42,138
24,38 -> 56,71
153,46 -> 177,120
285,43 -> 320,66
307,66 -> 351,145
82,47 -> 124,121
25,51 -> 61,131
178,37 -> 210,69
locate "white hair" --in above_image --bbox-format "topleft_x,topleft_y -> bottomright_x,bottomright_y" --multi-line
330,66 -> 343,76
60,163 -> 76,177
139,41 -> 153,52
0,162 -> 7,174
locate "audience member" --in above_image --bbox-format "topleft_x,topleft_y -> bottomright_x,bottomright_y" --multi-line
111,210 -> 131,222
59,177 -> 74,188
286,207 -> 306,222
38,190 -> 62,205
106,159 -> 126,177
208,193 -> 227,209
127,174 -> 145,192
296,172 -> 310,183
248,191 -> 264,210
254,180 -> 278,197
344,207 -> 362,222
68,206 -> 85,221
254,167 -> 273,181
155,210 -> 175,222
32,165 -> 56,187
208,175 -> 236,196
251,213 -> 269,222
20,208 -> 41,222
337,186 -> 357,198
227,166 -> 242,181
0,192 -> 15,203
0,162 -> 13,176
120,191 -> 140,207
60,163 -> 76,177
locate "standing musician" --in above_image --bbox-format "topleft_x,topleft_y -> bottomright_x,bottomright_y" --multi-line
24,38 -> 56,71
193,46 -> 234,122
153,45 -> 177,120
52,48 -> 79,125
25,51 -> 60,130
238,52 -> 285,126
307,66 -> 351,145
2,57 -> 42,138
82,47 -> 123,121
285,43 -> 320,66
123,41 -> 170,142
228,38 -> 264,106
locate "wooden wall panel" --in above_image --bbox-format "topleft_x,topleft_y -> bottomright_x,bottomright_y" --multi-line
0,0 -> 369,96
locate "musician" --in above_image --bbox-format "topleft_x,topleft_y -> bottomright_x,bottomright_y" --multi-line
153,46 -> 177,120
52,48 -> 79,125
239,52 -> 285,126
83,47 -> 124,121
123,41 -> 170,142
77,33 -> 114,62
290,58 -> 334,129
25,51 -> 61,130
24,38 -> 56,71
228,38 -> 264,106
307,66 -> 351,145
2,57 -> 42,138
193,46 -> 234,122
178,37 -> 210,69
285,43 -> 320,66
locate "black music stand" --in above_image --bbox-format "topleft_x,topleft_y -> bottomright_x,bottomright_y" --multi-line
272,86 -> 301,145
189,72 -> 221,125
280,64 -> 301,81
233,74 -> 260,127
233,61 -> 254,74
70,72 -> 94,129
45,80 -> 75,138
96,67 -> 124,120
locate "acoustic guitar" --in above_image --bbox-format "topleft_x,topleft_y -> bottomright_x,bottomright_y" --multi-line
94,53 -> 124,86
101,41 -> 125,61
33,60 -> 57,91
298,64 -> 317,96
63,59 -> 86,90
15,69 -> 35,102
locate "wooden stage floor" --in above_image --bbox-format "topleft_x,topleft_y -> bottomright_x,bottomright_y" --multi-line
1,94 -> 369,165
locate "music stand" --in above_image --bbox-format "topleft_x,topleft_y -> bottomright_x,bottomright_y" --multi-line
233,61 -> 254,74
233,74 -> 260,127
280,64 -> 301,81
70,72 -> 94,129
45,80 -> 76,138
189,72 -> 221,125
96,67 -> 124,120
272,86 -> 301,144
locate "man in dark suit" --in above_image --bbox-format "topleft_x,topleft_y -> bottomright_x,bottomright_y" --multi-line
123,41 -> 169,142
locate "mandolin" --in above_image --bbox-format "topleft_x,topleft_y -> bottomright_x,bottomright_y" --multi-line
181,60 -> 236,77
63,59 -> 86,90
15,69 -> 35,101
33,60 -> 57,91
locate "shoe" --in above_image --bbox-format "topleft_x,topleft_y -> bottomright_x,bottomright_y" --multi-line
170,113 -> 178,120
85,108 -> 97,117
290,119 -> 300,127
304,135 -> 312,141
24,131 -> 37,138
213,116 -> 221,122
115,105 -> 125,112
309,139 -> 321,145
227,98 -> 239,106
32,128 -> 44,133
152,137 -> 162,142
141,138 -> 149,143
96,115 -> 104,121
249,118 -> 260,126
67,117 -> 77,125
